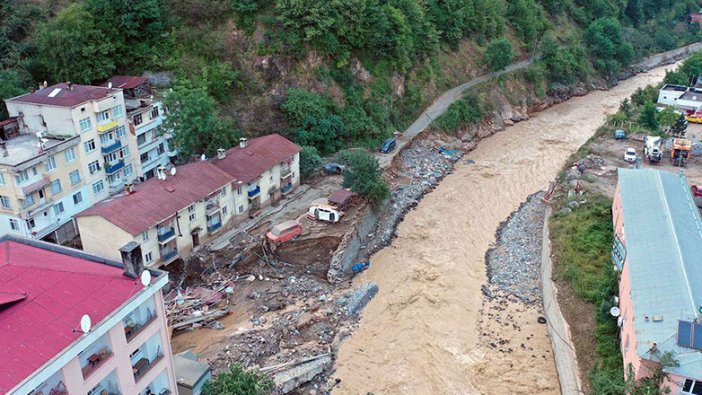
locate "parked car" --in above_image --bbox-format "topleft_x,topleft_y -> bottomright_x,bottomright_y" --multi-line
624,147 -> 637,163
692,185 -> 702,198
613,129 -> 626,140
323,163 -> 345,175
266,221 -> 302,245
307,205 -> 344,223
379,138 -> 396,153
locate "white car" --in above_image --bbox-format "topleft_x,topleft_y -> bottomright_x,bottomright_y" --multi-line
307,205 -> 343,223
624,147 -> 637,163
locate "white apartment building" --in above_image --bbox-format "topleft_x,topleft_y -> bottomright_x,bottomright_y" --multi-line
105,76 -> 174,180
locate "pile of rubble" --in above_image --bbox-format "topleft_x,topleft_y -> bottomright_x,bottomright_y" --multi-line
372,138 -> 464,251
165,271 -> 235,331
485,193 -> 546,304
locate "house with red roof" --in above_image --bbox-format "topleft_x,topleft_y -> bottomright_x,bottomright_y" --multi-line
75,134 -> 300,268
0,235 -> 178,395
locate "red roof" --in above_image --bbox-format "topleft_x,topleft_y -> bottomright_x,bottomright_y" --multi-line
7,83 -> 118,108
77,161 -> 234,235
0,239 -> 142,393
0,117 -> 18,127
104,76 -> 148,90
212,134 -> 301,184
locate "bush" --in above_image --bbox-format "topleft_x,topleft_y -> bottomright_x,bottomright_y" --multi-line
202,365 -> 273,395
282,89 -> 347,155
484,37 -> 514,71
434,94 -> 487,132
585,18 -> 634,75
341,150 -> 389,207
299,145 -> 323,180
638,102 -> 659,130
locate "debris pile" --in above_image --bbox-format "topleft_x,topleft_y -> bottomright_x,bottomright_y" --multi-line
485,193 -> 546,304
166,272 -> 235,331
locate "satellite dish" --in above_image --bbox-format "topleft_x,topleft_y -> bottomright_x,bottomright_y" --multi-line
200,154 -> 206,161
80,314 -> 92,334
140,270 -> 152,287
170,167 -> 176,176
610,306 -> 621,317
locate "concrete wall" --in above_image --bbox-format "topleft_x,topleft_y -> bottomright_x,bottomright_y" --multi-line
327,204 -> 380,282
77,215 -> 134,261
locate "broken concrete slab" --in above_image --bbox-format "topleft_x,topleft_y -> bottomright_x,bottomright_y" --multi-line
272,355 -> 333,394
336,282 -> 378,316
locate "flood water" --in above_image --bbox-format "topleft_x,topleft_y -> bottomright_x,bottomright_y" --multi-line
333,63 -> 679,394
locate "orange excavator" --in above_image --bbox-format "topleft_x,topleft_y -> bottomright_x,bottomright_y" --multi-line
671,138 -> 692,167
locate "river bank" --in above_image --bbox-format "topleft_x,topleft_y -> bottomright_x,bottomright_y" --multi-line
331,61 -> 681,394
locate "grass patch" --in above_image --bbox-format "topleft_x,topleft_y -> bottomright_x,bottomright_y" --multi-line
550,193 -> 624,394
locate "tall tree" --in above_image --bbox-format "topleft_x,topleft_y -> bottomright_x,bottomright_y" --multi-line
0,70 -> 27,119
484,37 -> 514,71
34,4 -> 117,83
162,82 -> 239,160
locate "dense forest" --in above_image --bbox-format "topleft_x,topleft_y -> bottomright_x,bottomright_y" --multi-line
1,0 -> 701,158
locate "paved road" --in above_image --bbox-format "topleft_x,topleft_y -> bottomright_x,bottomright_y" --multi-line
379,58 -> 534,168
541,207 -> 582,395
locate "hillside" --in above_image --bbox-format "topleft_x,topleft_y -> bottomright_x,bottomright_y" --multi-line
1,0 -> 701,157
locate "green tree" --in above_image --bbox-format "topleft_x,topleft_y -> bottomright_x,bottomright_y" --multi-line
281,89 -> 346,154
202,365 -> 273,395
484,37 -> 514,71
0,70 -> 27,119
638,102 -> 659,130
193,61 -> 240,102
619,98 -> 632,116
509,0 -> 548,51
299,145 -> 323,180
34,3 -> 117,83
656,106 -> 678,129
670,113 -> 688,137
341,151 -> 389,207
162,82 -> 238,160
585,18 -> 634,75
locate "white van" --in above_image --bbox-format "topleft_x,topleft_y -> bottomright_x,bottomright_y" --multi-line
307,205 -> 343,223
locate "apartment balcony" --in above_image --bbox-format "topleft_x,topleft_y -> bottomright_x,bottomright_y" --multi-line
21,175 -> 51,197
205,200 -> 221,215
156,227 -> 176,243
105,160 -> 125,175
280,164 -> 292,178
101,139 -> 122,154
124,313 -> 157,343
207,221 -> 222,233
281,183 -> 293,195
133,353 -> 164,383
23,197 -> 54,218
81,348 -> 113,380
96,119 -> 118,133
247,186 -> 260,199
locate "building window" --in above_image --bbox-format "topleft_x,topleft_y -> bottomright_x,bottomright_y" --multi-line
96,110 -> 110,123
142,231 -> 149,241
122,146 -> 130,157
0,173 -> 4,185
133,113 -> 143,126
79,117 -> 92,132
84,139 -> 96,153
188,205 -> 195,212
157,143 -> 164,155
682,379 -> 702,394
14,169 -> 29,184
26,218 -> 35,229
237,187 -> 242,195
53,202 -> 65,215
222,206 -> 228,215
238,205 -> 244,213
64,148 -> 76,162
189,213 -> 196,221
72,191 -> 83,205
69,170 -> 81,185
45,156 -> 57,171
220,187 -> 226,197
92,180 -> 104,194
269,174 -> 273,182
137,134 -> 147,146
21,195 -> 34,208
124,164 -> 133,177
116,125 -> 126,138
145,252 -> 153,263
0,195 -> 11,209
99,132 -> 113,145
112,105 -> 124,118
9,219 -> 19,231
51,179 -> 62,194
151,106 -> 160,119
88,160 -> 101,174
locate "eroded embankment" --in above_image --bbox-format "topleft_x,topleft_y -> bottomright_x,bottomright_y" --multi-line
332,62 -> 678,394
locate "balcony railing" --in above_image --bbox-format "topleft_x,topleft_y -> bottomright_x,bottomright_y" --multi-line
96,119 -> 118,133
133,354 -> 164,383
105,160 -> 125,175
205,200 -> 220,215
101,139 -> 122,154
160,249 -> 177,262
247,186 -> 260,199
280,165 -> 292,178
157,227 -> 175,242
81,348 -> 113,379
207,221 -> 222,233
281,183 -> 293,195
124,313 -> 157,343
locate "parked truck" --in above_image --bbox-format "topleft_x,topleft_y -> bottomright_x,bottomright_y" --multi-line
671,138 -> 692,167
643,136 -> 664,163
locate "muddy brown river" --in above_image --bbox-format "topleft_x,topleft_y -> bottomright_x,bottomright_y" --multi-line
333,63 -> 679,394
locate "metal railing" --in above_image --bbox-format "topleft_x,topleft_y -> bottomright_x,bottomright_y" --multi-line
157,227 -> 175,242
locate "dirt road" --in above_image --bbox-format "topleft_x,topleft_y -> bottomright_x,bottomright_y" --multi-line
333,64 -> 680,394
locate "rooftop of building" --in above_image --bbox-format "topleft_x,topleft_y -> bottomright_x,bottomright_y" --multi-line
617,168 -> 702,379
679,89 -> 702,103
0,133 -> 73,167
77,161 -> 234,235
0,236 -> 160,393
173,351 -> 210,389
212,133 -> 301,184
6,83 -> 120,108
104,76 -> 148,90
660,83 -> 689,92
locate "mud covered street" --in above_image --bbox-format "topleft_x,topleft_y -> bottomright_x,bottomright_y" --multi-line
332,63 -> 680,394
